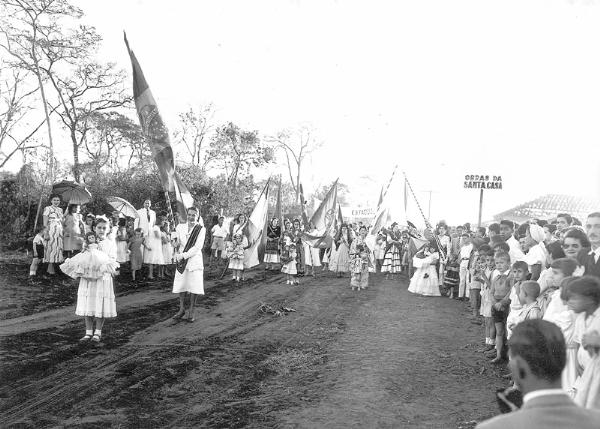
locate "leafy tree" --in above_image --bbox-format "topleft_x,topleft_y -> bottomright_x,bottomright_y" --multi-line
206,122 -> 272,188
82,111 -> 148,174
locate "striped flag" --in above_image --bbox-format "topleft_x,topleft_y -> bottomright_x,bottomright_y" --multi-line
303,180 -> 338,248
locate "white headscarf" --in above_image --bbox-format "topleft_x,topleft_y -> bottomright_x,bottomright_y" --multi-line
529,223 -> 545,244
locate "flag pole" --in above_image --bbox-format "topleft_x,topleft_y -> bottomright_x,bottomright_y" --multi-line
402,171 -> 446,261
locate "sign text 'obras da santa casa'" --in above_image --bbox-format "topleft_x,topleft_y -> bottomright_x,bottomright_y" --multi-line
463,174 -> 503,190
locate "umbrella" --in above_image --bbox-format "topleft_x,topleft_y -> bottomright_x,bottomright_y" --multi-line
106,196 -> 138,218
52,180 -> 92,205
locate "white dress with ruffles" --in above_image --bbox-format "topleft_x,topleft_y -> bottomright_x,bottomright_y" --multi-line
74,238 -> 118,318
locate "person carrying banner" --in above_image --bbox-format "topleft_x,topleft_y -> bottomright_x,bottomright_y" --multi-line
172,207 -> 206,322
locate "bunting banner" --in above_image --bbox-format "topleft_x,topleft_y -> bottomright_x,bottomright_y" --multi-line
124,33 -> 175,192
243,181 -> 270,269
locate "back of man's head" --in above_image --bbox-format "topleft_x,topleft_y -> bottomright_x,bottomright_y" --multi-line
508,319 -> 565,384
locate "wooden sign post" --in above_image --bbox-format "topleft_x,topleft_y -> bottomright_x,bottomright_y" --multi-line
463,174 -> 503,228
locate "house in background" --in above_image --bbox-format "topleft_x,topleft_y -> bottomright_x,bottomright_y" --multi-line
493,194 -> 600,224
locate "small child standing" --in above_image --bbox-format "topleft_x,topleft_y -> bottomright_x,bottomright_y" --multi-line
505,261 -> 530,339
479,250 -> 496,351
281,239 -> 298,285
143,225 -> 164,280
115,220 -> 129,265
159,221 -> 173,279
408,243 -> 440,296
226,233 -> 245,282
128,228 -> 147,281
458,233 -> 474,299
489,251 -> 513,364
350,242 -> 372,291
29,226 -> 47,281
374,232 -> 386,274
508,281 -> 542,333
468,257 -> 487,322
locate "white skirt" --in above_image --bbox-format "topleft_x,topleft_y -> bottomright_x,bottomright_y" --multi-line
143,246 -> 164,264
408,266 -> 440,296
75,275 -> 117,318
265,253 -> 280,264
303,243 -> 321,267
172,269 -> 204,295
116,241 -> 129,263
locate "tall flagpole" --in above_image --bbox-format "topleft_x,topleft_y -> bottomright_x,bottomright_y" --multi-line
402,171 -> 446,260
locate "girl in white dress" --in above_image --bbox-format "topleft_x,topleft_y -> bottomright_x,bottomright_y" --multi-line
408,243 -> 440,296
71,218 -> 118,343
143,225 -> 164,280
227,233 -> 245,282
159,221 -> 173,279
115,220 -> 129,264
281,236 -> 298,285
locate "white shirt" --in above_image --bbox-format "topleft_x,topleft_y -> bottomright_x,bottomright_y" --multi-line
506,235 -> 526,264
589,246 -> 600,263
522,389 -> 568,404
459,244 -> 473,268
211,224 -> 228,238
524,243 -> 546,267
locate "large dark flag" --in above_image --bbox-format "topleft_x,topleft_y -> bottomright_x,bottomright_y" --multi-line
303,180 -> 338,248
124,33 -> 194,220
124,33 -> 175,192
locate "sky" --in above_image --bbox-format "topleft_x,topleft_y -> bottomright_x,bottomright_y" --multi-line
6,0 -> 600,225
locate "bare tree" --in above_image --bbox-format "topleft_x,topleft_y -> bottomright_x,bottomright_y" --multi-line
173,104 -> 215,168
0,0 -> 130,182
0,0 -> 74,181
0,65 -> 49,168
267,124 -> 323,204
44,61 -> 131,181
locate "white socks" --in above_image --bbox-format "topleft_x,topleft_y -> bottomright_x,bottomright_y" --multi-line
86,330 -> 93,336
93,329 -> 101,337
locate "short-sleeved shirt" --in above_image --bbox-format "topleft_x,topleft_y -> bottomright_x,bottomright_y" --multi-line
211,224 -> 228,238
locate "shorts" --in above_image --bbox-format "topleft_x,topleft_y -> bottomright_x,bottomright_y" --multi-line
34,244 -> 45,259
211,237 -> 225,251
491,305 -> 509,324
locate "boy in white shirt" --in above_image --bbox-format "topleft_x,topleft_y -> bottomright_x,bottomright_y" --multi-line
458,233 -> 474,299
210,216 -> 228,269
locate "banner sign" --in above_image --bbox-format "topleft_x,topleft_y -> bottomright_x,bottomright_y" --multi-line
350,207 -> 376,217
464,174 -> 502,190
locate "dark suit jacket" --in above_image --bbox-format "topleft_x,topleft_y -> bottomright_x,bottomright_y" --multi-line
577,248 -> 600,279
476,393 -> 600,429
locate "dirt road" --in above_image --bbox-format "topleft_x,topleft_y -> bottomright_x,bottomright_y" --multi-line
0,264 -> 507,428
